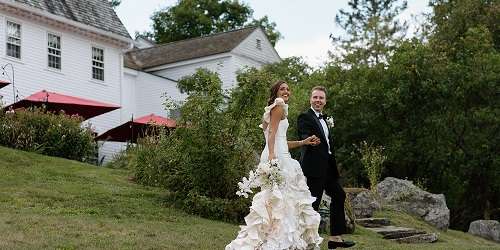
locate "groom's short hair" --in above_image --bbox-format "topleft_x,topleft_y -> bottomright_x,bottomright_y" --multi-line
311,86 -> 327,96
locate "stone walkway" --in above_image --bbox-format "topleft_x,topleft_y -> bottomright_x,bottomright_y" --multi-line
356,217 -> 438,244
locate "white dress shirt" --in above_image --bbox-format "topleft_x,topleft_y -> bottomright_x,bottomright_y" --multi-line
311,107 -> 331,154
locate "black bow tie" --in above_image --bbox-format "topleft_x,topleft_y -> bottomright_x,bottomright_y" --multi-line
318,114 -> 327,120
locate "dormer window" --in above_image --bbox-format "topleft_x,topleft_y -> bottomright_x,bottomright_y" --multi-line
256,39 -> 262,50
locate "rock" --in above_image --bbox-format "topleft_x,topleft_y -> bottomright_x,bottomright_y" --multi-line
376,177 -> 450,230
366,225 -> 438,243
346,188 -> 381,218
355,217 -> 390,228
392,233 -> 439,243
368,226 -> 426,239
468,220 -> 500,242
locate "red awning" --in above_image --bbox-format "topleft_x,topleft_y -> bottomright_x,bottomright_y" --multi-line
95,113 -> 176,142
4,90 -> 120,120
133,113 -> 177,127
0,79 -> 10,89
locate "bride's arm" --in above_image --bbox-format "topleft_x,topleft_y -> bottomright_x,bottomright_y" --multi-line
287,140 -> 305,149
288,135 -> 320,149
267,105 -> 284,160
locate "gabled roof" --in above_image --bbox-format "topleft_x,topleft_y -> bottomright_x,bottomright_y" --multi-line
12,0 -> 130,38
124,26 -> 258,70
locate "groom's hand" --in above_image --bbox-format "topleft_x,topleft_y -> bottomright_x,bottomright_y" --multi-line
304,135 -> 321,146
311,136 -> 321,146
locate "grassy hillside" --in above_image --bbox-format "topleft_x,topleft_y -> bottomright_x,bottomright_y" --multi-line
0,146 -> 499,249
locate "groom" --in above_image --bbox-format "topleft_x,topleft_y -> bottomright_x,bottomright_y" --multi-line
297,86 -> 355,249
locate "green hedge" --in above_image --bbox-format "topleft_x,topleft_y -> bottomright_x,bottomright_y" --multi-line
0,108 -> 97,162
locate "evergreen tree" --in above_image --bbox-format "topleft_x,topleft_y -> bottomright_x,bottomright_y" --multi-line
332,0 -> 408,65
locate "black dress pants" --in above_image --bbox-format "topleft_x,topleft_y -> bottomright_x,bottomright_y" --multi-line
306,172 -> 347,236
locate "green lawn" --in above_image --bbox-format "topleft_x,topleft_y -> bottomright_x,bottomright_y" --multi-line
0,146 -> 499,249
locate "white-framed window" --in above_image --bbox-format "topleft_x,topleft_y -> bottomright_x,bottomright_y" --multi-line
6,21 -> 21,59
47,33 -> 61,69
92,47 -> 104,81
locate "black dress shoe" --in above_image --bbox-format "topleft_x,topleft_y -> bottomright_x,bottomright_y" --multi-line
328,240 -> 355,249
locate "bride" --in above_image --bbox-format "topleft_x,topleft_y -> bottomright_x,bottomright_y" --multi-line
226,80 -> 323,250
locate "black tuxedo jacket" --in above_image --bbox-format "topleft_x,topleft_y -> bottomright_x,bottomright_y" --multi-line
297,108 -> 339,179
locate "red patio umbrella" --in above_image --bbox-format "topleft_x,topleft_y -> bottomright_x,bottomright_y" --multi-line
0,79 -> 9,89
4,90 -> 120,120
95,113 -> 176,143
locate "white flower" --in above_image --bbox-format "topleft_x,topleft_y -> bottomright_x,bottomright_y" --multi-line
326,117 -> 335,128
257,162 -> 271,174
236,159 -> 285,198
270,158 -> 279,166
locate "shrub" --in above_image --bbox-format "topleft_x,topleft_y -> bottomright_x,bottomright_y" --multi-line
357,141 -> 386,191
121,126 -> 253,222
133,134 -> 187,189
0,108 -> 96,162
115,69 -> 262,222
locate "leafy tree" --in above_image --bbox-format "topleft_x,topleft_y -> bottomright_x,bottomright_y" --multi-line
323,0 -> 499,230
332,0 -> 408,65
429,0 -> 500,55
425,0 -> 500,229
148,0 -> 281,45
325,28 -> 499,230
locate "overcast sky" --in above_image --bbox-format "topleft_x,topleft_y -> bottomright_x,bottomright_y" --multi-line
115,0 -> 431,67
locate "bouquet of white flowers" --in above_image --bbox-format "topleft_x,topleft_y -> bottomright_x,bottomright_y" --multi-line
236,159 -> 285,198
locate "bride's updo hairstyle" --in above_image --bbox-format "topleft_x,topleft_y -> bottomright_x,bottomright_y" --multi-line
267,80 -> 288,106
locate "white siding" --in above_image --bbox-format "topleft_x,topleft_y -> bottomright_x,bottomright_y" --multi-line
232,54 -> 264,72
95,69 -> 184,164
96,69 -> 136,165
149,55 -> 237,90
131,69 -> 184,118
121,68 -> 138,119
0,12 -> 125,164
232,29 -> 281,65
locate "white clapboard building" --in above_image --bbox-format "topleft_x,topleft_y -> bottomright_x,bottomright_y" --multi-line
0,0 -> 281,163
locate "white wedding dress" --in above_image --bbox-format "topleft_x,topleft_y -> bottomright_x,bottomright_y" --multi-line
226,98 -> 323,250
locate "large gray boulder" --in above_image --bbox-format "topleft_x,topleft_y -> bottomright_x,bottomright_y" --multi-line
347,189 -> 381,218
468,220 -> 500,242
376,177 -> 450,230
